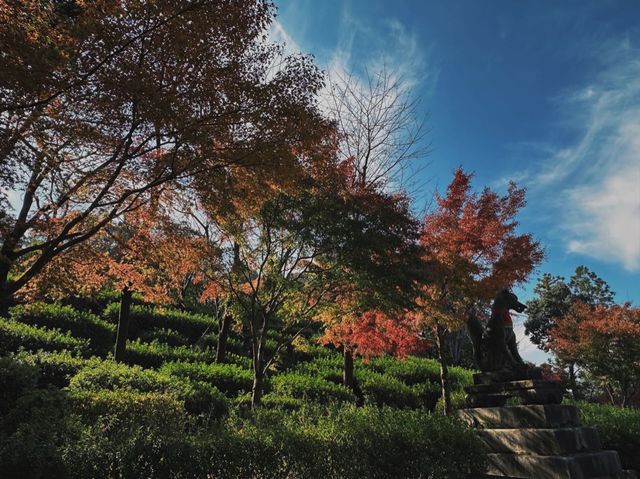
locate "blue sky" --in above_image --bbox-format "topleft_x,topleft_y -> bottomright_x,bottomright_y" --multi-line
273,1 -> 640,362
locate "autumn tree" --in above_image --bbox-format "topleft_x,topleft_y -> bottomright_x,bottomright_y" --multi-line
23,194 -> 207,360
418,168 -> 543,414
0,0 -> 327,313
319,66 -> 431,388
524,266 -> 615,349
524,266 -> 615,391
548,302 -> 640,406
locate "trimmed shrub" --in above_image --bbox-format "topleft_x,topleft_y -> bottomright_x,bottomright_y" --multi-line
0,387 -> 74,479
293,356 -> 344,383
368,356 -> 442,385
0,356 -> 39,414
271,372 -> 356,404
574,401 -> 640,471
64,390 -> 193,479
68,361 -> 227,417
138,327 -> 188,347
9,303 -> 115,354
226,352 -> 253,369
226,405 -> 488,479
412,381 -> 442,410
11,350 -> 98,388
448,365 -> 475,390
261,393 -> 306,411
435,390 -> 468,414
356,370 -> 420,408
0,321 -> 89,356
161,361 -> 253,395
123,339 -> 215,368
102,303 -> 216,341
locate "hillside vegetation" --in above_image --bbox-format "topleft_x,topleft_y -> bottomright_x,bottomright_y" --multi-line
0,297 -> 486,479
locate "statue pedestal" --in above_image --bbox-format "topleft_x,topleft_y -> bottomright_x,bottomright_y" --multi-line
456,369 -> 637,479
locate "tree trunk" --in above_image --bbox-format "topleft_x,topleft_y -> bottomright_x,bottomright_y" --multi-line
251,369 -> 264,410
215,312 -> 231,363
0,264 -> 13,317
435,324 -> 452,415
114,287 -> 132,362
343,348 -> 355,389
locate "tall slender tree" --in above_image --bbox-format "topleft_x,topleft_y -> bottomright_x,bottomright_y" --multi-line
417,168 -> 543,414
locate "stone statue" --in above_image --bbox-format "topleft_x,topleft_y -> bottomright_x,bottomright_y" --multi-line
467,289 -> 527,372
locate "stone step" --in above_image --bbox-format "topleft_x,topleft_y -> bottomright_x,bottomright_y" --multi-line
455,405 -> 582,429
592,471 -> 638,479
465,381 -> 565,407
466,379 -> 561,394
479,427 -> 601,455
474,368 -> 543,385
487,450 -> 622,479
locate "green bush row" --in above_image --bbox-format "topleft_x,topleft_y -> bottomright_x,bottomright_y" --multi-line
161,361 -> 253,395
0,320 -> 89,356
122,339 -> 217,368
9,303 -> 115,354
102,303 -> 216,342
0,384 -> 487,479
68,360 -> 228,417
271,372 -> 356,404
573,400 -> 640,471
11,350 -> 99,388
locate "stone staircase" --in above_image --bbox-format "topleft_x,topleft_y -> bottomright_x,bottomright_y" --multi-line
456,369 -> 637,479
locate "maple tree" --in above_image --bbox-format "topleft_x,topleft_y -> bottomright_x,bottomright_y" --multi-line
22,192 -> 208,360
0,0 -> 327,313
548,302 -> 640,407
316,64 -> 432,388
321,310 -> 429,361
417,168 -> 543,414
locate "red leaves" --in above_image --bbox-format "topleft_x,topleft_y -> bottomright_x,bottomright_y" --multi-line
549,302 -> 640,361
548,301 -> 640,405
321,310 -> 430,360
420,168 -> 543,316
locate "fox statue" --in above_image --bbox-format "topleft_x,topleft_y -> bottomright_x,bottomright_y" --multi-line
466,289 -> 527,372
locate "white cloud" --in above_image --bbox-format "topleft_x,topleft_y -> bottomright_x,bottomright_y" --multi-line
524,40 -> 640,271
512,314 -> 552,365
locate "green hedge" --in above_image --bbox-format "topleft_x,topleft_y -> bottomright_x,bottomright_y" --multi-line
9,303 -> 115,354
574,401 -> 640,471
102,303 -> 216,341
138,327 -> 189,347
271,372 -> 356,404
293,356 -> 344,383
10,350 -> 96,388
356,370 -> 420,409
0,320 -> 89,356
1,390 -> 487,479
68,360 -> 227,417
226,405 -> 488,479
0,356 -> 39,415
122,339 -> 216,368
161,361 -> 253,395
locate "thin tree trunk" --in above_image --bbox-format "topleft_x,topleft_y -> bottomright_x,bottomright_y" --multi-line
251,368 -> 264,409
343,348 -> 355,389
215,312 -> 231,363
114,287 -> 132,362
0,264 -> 14,317
435,323 -> 452,415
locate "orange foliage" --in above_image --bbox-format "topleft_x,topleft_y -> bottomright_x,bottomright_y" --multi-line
418,168 -> 543,329
548,302 -> 640,405
321,310 -> 430,360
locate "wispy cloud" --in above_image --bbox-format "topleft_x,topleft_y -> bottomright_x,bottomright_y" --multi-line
522,39 -> 640,271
